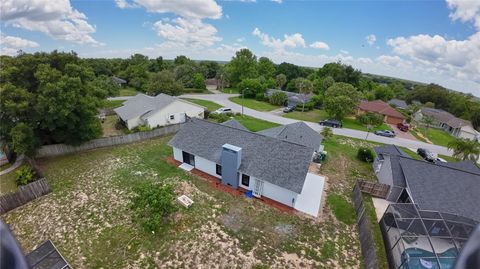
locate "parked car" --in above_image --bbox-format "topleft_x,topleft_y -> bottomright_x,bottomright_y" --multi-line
319,119 -> 342,128
374,130 -> 396,137
213,107 -> 233,114
397,122 -> 409,132
417,148 -> 436,162
436,157 -> 447,163
283,105 -> 296,113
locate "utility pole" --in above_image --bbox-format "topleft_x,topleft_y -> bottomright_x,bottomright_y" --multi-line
242,88 -> 248,116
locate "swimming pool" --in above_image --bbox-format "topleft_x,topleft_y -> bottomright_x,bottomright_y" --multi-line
401,247 -> 457,269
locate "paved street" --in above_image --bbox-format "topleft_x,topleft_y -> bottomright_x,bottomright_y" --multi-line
180,93 -> 454,156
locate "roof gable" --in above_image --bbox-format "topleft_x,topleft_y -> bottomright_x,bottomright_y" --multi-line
258,122 -> 323,150
114,93 -> 177,121
168,119 -> 313,193
221,119 -> 248,131
359,100 -> 405,119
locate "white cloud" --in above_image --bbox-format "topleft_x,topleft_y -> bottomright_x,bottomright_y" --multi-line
252,27 -> 305,51
310,41 -> 330,50
117,0 -> 222,19
0,0 -> 101,45
153,17 -> 221,48
366,34 -> 376,45
357,57 -> 373,64
446,0 -> 480,29
1,35 -> 39,48
340,49 -> 349,54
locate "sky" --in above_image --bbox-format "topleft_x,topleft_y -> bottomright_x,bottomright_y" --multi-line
1,0 -> 479,96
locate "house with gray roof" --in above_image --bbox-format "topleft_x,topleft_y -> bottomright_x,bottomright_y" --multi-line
114,93 -> 205,130
388,99 -> 408,109
373,144 -> 480,222
168,119 -> 325,217
258,122 -> 323,151
265,89 -> 313,107
111,76 -> 126,86
413,107 -> 479,140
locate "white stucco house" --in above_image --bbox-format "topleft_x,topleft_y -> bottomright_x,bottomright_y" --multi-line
168,119 -> 325,217
114,93 -> 205,130
413,107 -> 479,140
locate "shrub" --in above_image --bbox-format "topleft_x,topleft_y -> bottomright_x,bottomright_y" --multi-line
269,91 -> 288,106
134,124 -> 152,132
255,93 -> 266,101
357,147 -> 375,163
357,112 -> 383,127
294,101 -> 314,111
208,112 -> 230,123
193,73 -> 206,90
321,127 -> 333,140
15,165 -> 35,186
130,181 -> 178,233
204,110 -> 211,119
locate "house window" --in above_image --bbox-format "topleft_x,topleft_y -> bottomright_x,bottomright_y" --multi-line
216,164 -> 222,176
169,115 -> 175,120
241,174 -> 250,187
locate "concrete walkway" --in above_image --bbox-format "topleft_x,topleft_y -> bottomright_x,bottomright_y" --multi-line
179,93 -> 454,157
0,155 -> 24,176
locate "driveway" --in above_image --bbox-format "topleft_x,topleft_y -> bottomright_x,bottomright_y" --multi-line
180,93 -> 454,157
389,124 -> 418,141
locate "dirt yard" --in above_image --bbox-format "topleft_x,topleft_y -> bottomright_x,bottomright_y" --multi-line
2,136 -> 379,268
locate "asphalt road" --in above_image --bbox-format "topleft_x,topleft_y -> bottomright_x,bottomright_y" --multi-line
180,93 -> 454,157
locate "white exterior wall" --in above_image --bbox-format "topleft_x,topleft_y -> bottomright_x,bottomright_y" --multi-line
458,126 -> 479,140
146,100 -> 204,128
173,147 -> 183,162
126,116 -> 144,130
261,179 -> 299,207
195,155 -> 221,178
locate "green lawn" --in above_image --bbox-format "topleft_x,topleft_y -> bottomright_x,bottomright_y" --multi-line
101,99 -> 125,109
118,87 -> 138,96
409,129 -> 428,143
326,194 -> 356,225
229,97 -> 280,112
222,87 -> 240,94
4,136 -> 365,268
181,98 -> 222,111
283,109 -> 329,123
438,154 -> 459,162
414,127 -> 456,147
183,88 -> 210,94
232,115 -> 280,132
0,168 -> 18,195
342,118 -> 392,132
399,147 -> 423,160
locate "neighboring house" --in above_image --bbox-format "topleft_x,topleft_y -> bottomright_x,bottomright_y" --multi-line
413,107 -> 479,140
373,144 -> 480,269
388,99 -> 408,110
111,76 -> 127,87
358,100 -> 406,125
373,144 -> 480,222
114,93 -> 205,130
168,119 -> 325,217
257,122 -> 323,152
265,89 -> 313,107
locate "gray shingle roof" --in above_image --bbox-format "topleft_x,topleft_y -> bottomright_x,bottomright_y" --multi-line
388,99 -> 408,109
420,107 -> 472,128
399,158 -> 480,222
114,93 -> 176,121
374,144 -> 409,158
168,119 -> 313,193
437,160 -> 480,174
221,119 -> 248,131
257,122 -> 323,150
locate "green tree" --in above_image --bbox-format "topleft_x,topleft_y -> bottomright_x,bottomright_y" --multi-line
323,82 -> 360,120
448,139 -> 480,162
174,64 -> 195,88
295,78 -> 313,112
199,60 -> 220,79
174,55 -> 193,66
421,115 -> 435,136
317,62 -> 361,86
193,73 -> 206,89
374,85 -> 395,101
237,78 -> 266,98
226,49 -> 258,85
147,70 -> 184,96
130,181 -> 178,233
10,123 -> 38,156
322,76 -> 335,92
269,91 -> 288,106
275,74 -> 287,90
257,57 -> 276,78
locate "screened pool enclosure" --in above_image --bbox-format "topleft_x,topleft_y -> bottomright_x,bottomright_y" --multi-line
379,203 -> 478,269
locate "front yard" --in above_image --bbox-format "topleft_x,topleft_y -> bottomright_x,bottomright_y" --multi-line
2,135 -> 388,268
411,126 -> 456,147
229,97 -> 280,112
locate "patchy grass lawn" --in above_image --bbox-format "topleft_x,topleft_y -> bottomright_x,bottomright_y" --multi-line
232,115 -> 280,132
283,109 -> 329,123
223,87 -> 240,94
4,135 -> 382,268
181,98 -> 222,111
229,97 -> 280,112
0,167 -> 18,195
118,87 -> 139,96
101,115 -> 123,137
102,99 -> 125,109
414,127 -> 456,147
326,194 -> 356,225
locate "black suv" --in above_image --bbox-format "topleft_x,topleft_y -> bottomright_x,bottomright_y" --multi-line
319,119 -> 342,128
417,148 -> 435,162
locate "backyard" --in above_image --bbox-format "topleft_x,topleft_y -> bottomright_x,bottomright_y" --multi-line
2,135 -> 387,268
229,97 -> 280,112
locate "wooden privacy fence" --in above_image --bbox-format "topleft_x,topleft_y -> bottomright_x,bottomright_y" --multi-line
353,180 -> 381,269
0,178 -> 51,214
357,180 -> 390,199
36,123 -> 182,158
